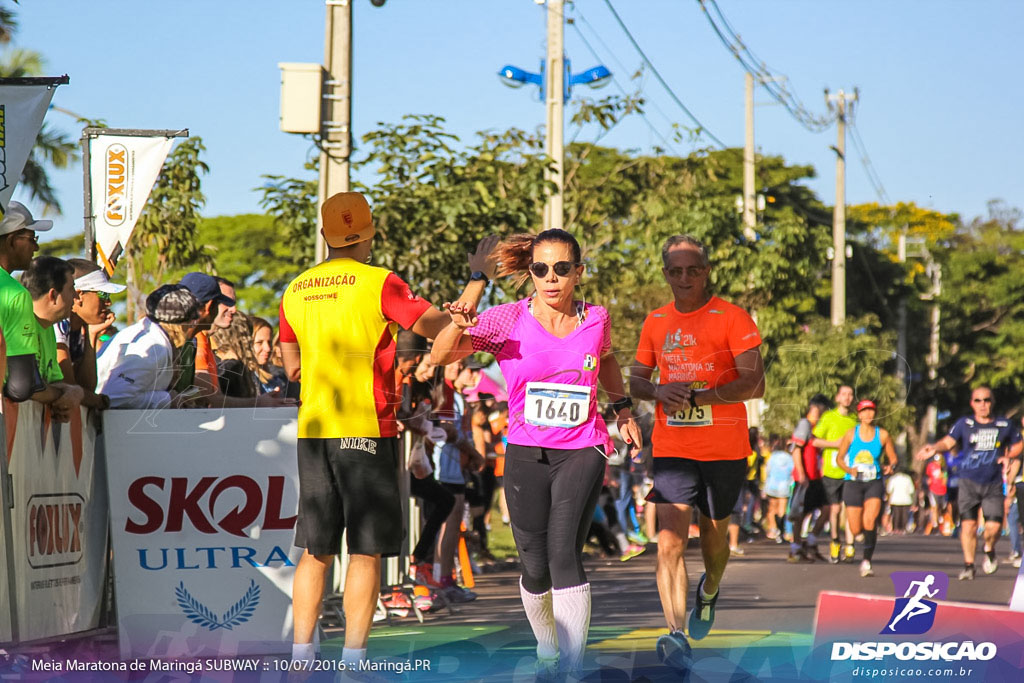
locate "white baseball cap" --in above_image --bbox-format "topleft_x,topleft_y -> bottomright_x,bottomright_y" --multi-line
74,269 -> 127,294
0,201 -> 54,236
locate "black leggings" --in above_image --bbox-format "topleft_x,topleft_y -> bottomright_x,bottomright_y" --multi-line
410,475 -> 456,563
504,444 -> 606,593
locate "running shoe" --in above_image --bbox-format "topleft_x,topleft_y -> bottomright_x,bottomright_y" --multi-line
381,590 -> 412,610
958,565 -> 975,581
843,545 -> 856,562
1014,557 -> 1022,569
982,555 -> 998,575
627,530 -> 650,546
439,577 -> 477,603
412,594 -> 433,612
859,560 -> 873,577
729,546 -> 745,557
787,548 -> 812,564
534,656 -> 559,682
687,573 -> 718,641
829,541 -> 841,564
411,562 -> 443,589
656,629 -> 692,672
806,545 -> 827,563
620,544 -> 646,561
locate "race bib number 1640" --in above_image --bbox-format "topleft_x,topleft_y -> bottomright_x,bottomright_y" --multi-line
525,382 -> 591,428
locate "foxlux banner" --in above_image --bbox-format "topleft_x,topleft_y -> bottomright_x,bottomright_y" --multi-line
104,408 -> 302,659
0,82 -> 58,214
1,401 -> 107,642
88,133 -> 173,274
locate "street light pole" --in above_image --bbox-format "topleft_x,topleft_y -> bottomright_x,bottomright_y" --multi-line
544,0 -> 564,231
316,0 -> 353,264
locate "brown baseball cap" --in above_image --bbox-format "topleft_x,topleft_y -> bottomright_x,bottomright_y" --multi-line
322,192 -> 375,247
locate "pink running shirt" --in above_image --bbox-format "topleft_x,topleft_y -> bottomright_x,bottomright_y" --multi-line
470,298 -> 611,450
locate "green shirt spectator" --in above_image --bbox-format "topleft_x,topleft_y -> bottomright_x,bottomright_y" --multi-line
0,267 -> 39,359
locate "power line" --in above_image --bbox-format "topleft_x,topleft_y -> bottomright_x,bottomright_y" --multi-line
567,11 -> 681,155
572,8 -> 680,137
847,118 -> 891,206
600,0 -> 727,148
697,0 -> 835,133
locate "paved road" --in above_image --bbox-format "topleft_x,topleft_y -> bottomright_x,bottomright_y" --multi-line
325,533 -> 1021,681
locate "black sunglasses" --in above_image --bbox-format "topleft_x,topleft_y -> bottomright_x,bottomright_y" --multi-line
972,397 -> 993,403
529,261 -> 579,278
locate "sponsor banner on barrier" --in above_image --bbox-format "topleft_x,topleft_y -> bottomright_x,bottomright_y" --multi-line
104,408 -> 301,659
0,82 -> 57,212
88,133 -> 173,274
4,402 -> 106,642
0,442 -> 12,643
812,581 -> 1024,681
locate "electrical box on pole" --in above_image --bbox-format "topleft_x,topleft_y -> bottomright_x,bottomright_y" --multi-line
278,63 -> 324,134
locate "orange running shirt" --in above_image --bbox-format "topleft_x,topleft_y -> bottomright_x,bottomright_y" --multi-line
635,296 -> 762,461
195,331 -> 219,391
280,258 -> 431,439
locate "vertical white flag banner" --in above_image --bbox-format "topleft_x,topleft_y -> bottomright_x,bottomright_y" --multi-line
0,81 -> 61,214
88,134 -> 174,274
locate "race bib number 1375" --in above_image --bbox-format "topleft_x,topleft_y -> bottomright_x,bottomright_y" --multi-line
667,405 -> 713,427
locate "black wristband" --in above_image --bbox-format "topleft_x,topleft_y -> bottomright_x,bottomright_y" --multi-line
611,396 -> 633,413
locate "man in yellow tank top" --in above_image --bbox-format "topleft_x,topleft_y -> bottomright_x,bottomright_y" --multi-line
279,192 -> 492,668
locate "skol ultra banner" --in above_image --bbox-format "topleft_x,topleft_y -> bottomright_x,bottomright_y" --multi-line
88,133 -> 173,274
0,81 -> 60,214
3,401 -> 107,643
104,408 -> 302,659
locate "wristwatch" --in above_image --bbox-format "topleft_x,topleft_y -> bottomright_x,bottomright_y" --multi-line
469,271 -> 489,283
611,396 -> 633,413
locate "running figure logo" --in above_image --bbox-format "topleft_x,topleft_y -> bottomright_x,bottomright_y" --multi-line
881,571 -> 948,635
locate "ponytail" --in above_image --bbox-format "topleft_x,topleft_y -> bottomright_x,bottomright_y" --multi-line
493,229 -> 582,288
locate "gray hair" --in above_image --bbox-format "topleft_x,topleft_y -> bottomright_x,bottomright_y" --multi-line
661,235 -> 710,268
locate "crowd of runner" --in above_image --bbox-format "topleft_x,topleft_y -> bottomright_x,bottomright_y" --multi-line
4,193 -> 1022,680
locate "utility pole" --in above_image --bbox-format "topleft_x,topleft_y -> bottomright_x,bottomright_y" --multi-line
543,0 -> 564,231
826,89 -> 857,326
896,230 -> 908,387
316,0 -> 353,263
742,72 -> 756,240
924,261 -> 942,438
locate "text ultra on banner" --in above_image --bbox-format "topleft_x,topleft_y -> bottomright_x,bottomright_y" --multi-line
104,408 -> 302,659
88,134 -> 173,274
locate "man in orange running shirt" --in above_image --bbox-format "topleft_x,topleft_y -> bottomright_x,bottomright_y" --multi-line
629,235 -> 765,671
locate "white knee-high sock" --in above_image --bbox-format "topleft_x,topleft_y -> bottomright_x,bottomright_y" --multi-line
519,579 -> 559,660
552,583 -> 591,674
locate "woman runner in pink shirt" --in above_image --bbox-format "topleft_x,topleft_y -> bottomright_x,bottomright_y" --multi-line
433,230 -> 641,680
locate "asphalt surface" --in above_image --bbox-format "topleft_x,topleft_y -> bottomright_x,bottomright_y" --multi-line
317,531 -> 1022,682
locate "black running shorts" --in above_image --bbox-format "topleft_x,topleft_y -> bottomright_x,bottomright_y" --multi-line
294,436 -> 402,557
842,478 -> 884,507
822,476 -> 846,505
957,479 -> 1004,524
647,456 -> 747,520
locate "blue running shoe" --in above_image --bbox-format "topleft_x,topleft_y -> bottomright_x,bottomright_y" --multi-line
656,629 -> 692,672
687,573 -> 718,641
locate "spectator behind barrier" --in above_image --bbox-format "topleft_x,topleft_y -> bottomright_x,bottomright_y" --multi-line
18,256 -> 84,421
182,272 -> 294,409
0,201 -> 52,401
250,316 -> 295,397
210,311 -> 257,398
55,259 -> 124,410
96,284 -> 212,409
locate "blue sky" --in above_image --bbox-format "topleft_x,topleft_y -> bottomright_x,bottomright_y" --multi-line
13,0 -> 1023,239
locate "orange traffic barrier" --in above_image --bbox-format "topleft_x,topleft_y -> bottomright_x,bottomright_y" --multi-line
458,522 -> 475,588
